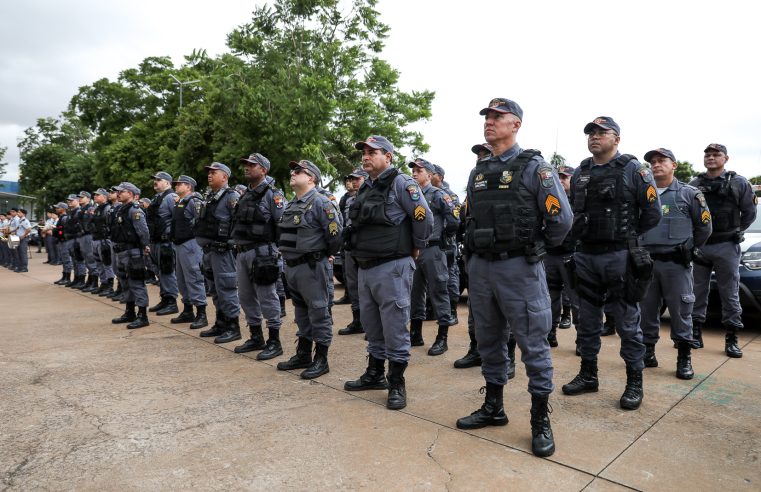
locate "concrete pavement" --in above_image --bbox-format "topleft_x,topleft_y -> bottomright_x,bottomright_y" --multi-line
1,255 -> 760,491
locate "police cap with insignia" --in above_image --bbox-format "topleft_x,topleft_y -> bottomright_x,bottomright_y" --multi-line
204,162 -> 232,177
408,158 -> 436,173
354,135 -> 394,154
644,148 -> 676,163
94,188 -> 109,196
172,175 -> 197,188
345,167 -> 369,179
54,202 -> 69,210
558,165 -> 576,176
151,171 -> 173,182
115,182 -> 141,195
479,98 -> 523,120
240,153 -> 271,171
289,159 -> 322,184
471,142 -> 493,155
704,143 -> 728,155
432,164 -> 446,177
78,191 -> 91,199
583,116 -> 620,135
67,194 -> 79,201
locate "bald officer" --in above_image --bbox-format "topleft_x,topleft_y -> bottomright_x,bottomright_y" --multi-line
562,117 -> 661,411
343,135 -> 433,411
456,98 -> 571,458
690,143 -> 757,358
639,148 -> 711,379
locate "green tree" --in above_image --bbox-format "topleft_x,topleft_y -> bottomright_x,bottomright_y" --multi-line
750,175 -> 761,185
0,146 -> 7,180
550,152 -> 566,169
675,160 -> 697,182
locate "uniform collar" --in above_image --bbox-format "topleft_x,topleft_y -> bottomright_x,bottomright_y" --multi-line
294,187 -> 317,203
493,143 -> 522,162
421,183 -> 432,192
250,178 -> 269,192
366,166 -> 397,187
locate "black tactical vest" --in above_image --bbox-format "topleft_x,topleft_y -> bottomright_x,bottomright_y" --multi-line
56,215 -> 67,241
108,203 -> 121,241
277,193 -> 327,254
111,203 -> 141,246
466,150 -> 543,255
694,172 -> 740,240
572,154 -> 638,243
147,190 -> 172,242
231,184 -> 275,243
91,203 -> 111,240
194,189 -> 233,241
63,208 -> 81,237
348,169 -> 412,260
171,194 -> 199,245
79,204 -> 95,234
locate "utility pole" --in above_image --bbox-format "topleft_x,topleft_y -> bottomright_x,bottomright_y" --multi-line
169,75 -> 200,108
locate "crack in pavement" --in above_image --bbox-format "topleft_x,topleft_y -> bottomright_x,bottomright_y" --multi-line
426,427 -> 452,490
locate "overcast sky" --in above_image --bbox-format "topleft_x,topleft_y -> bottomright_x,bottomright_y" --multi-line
2,0 -> 760,195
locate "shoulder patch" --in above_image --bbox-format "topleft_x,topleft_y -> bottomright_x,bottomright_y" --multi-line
754,195 -> 758,206
328,221 -> 338,236
538,166 -> 555,189
273,194 -> 284,209
407,185 -> 421,201
695,191 -> 707,209
637,164 -> 652,182
325,207 -> 336,220
646,185 -> 657,203
545,195 -> 561,215
133,211 -> 142,220
413,205 -> 426,221
453,204 -> 461,219
701,210 -> 711,224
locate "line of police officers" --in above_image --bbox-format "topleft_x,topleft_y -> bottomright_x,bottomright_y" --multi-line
42,97 -> 757,459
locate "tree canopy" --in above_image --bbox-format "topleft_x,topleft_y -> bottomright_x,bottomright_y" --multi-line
19,0 -> 434,210
0,146 -> 7,179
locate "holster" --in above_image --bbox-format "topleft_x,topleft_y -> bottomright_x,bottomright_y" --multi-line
678,239 -> 694,268
159,243 -> 175,274
624,246 -> 654,303
127,255 -> 147,281
523,242 -> 547,265
565,255 -> 578,290
251,245 -> 280,285
692,247 -> 712,267
101,243 -> 112,266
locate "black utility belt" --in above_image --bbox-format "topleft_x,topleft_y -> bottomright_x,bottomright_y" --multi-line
425,240 -> 441,248
648,250 -> 682,263
173,237 -> 194,246
202,242 -> 232,253
578,242 -> 629,254
235,242 -> 270,254
355,255 -> 406,270
113,243 -> 139,253
475,249 -> 525,261
151,235 -> 170,243
285,252 -> 325,268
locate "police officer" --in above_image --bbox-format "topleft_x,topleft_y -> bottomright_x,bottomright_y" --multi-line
690,143 -> 757,358
335,171 -> 359,306
337,167 -> 369,335
87,189 -> 116,295
543,165 -> 579,349
110,182 -> 152,329
75,191 -> 99,291
315,182 -> 341,309
343,135 -> 433,410
639,148 -> 712,379
456,98 -> 571,458
194,162 -> 242,343
431,164 -> 462,325
145,172 -> 180,315
408,158 -> 459,355
231,153 -> 286,358
562,116 -> 661,411
104,187 -> 124,300
168,175 -> 209,329
275,160 -> 342,379
63,194 -> 87,288
52,203 -> 73,284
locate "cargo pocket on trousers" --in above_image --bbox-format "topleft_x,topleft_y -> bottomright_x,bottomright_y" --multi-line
680,293 -> 695,317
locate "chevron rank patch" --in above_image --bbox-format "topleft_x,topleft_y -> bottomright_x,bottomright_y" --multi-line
329,222 -> 338,236
545,194 -> 561,215
414,205 -> 426,221
646,185 -> 657,203
701,210 -> 711,224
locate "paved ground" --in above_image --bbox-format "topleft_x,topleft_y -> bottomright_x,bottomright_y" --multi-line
2,254 -> 760,491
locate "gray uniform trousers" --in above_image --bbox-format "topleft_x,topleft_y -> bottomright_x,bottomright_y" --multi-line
344,250 -> 360,311
16,238 -> 29,269
447,257 -> 460,300
575,251 -> 645,370
469,255 -> 553,394
236,246 -> 282,329
115,248 -> 149,307
62,239 -> 79,274
359,257 -> 415,363
92,239 -> 115,282
151,242 -> 179,299
276,258 -> 286,299
640,260 -> 695,345
175,240 -> 206,307
544,253 -> 579,326
285,258 -> 332,345
45,235 -> 60,263
77,235 -> 97,275
202,249 -> 240,318
410,245 -> 453,325
692,241 -> 743,329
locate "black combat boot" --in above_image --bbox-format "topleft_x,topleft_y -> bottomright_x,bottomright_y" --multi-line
69,274 -> 86,289
106,281 -> 122,299
156,296 -> 179,316
676,342 -> 694,380
456,382 -> 508,429
601,314 -> 615,336
127,306 -> 150,329
234,325 -> 266,353
190,305 -> 208,329
691,321 -> 704,349
386,361 -> 408,410
454,330 -> 482,369
301,343 -> 330,379
338,309 -> 364,335
54,272 -> 71,285
149,296 -> 169,313
214,316 -> 241,344
409,319 -> 424,347
73,274 -> 91,290
725,330 -> 743,358
112,302 -> 137,324
82,276 -> 99,293
199,312 -> 226,338
559,305 -> 572,329
562,358 -> 599,395
345,355 -> 388,391
170,303 -> 195,324
97,278 -> 114,296
428,325 -> 449,356
449,297 -> 459,325
548,325 -> 558,348
276,337 -> 312,370
257,328 -> 283,360
507,334 -> 517,380
279,296 -> 286,318
643,343 -> 658,368
620,365 -> 644,410
530,394 -> 555,457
